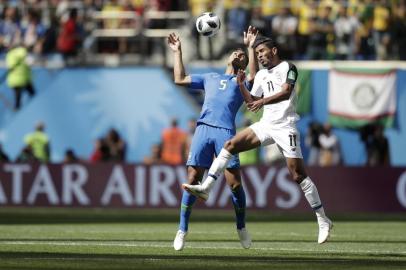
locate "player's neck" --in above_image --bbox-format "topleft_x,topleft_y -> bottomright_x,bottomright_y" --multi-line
268,59 -> 282,70
225,65 -> 236,75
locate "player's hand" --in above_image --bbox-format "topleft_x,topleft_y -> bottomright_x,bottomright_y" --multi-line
243,26 -> 259,48
247,99 -> 264,113
167,33 -> 181,52
237,69 -> 246,85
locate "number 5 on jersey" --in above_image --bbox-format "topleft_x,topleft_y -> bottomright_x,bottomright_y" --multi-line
219,80 -> 227,90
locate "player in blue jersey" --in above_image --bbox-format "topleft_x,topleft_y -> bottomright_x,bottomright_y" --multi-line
167,26 -> 259,251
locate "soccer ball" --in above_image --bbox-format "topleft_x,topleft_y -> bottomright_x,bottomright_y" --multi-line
195,12 -> 221,37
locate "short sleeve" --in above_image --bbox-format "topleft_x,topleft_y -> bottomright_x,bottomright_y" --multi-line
244,80 -> 253,91
189,74 -> 205,90
250,72 -> 264,97
286,63 -> 298,86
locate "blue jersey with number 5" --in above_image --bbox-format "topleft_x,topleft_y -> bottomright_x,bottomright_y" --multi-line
190,73 -> 250,131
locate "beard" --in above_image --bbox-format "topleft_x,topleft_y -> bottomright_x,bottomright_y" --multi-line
231,58 -> 243,70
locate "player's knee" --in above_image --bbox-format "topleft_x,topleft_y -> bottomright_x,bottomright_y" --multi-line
187,175 -> 200,185
228,181 -> 241,190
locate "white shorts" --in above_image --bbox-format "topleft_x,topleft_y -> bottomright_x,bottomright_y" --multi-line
249,120 -> 303,159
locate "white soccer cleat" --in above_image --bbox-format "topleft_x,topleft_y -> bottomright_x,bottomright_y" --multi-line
318,217 -> 333,244
237,227 -> 252,249
182,183 -> 209,201
173,230 -> 187,251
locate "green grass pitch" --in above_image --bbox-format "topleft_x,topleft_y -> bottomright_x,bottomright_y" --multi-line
0,208 -> 405,270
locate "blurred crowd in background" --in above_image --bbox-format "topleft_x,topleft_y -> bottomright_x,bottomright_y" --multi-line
0,0 -> 405,63
0,0 -> 399,167
0,117 -> 391,167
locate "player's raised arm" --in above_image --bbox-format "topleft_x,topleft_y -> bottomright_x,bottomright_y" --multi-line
243,26 -> 259,83
237,69 -> 259,104
167,33 -> 191,85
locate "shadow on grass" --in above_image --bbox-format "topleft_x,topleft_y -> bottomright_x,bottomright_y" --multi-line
0,251 -> 406,266
1,208 -> 406,224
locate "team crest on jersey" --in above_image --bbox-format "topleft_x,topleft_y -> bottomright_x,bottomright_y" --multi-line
288,70 -> 296,80
275,72 -> 282,83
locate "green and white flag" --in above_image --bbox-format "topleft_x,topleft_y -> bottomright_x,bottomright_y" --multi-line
328,69 -> 396,128
296,69 -> 312,115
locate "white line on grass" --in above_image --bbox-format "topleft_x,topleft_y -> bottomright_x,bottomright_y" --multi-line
1,241 -> 405,256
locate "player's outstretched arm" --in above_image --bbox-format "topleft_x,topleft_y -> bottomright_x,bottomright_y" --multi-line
248,83 -> 293,112
243,26 -> 259,82
167,33 -> 191,85
237,69 -> 255,104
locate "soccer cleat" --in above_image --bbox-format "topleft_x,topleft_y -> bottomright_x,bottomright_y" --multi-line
318,217 -> 333,244
237,227 -> 252,249
173,230 -> 187,251
182,183 -> 209,201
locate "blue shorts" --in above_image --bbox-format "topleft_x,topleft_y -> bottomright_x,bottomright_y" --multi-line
186,123 -> 240,169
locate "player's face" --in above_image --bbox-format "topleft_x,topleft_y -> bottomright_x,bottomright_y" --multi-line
229,50 -> 248,70
255,44 -> 274,68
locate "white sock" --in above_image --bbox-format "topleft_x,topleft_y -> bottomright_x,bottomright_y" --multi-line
300,177 -> 326,220
202,148 -> 233,192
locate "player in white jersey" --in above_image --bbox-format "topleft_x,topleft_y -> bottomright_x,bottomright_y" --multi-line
183,36 -> 333,244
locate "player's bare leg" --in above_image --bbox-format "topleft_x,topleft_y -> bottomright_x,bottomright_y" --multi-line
181,166 -> 209,201
174,166 -> 205,251
286,158 -> 333,244
225,169 -> 251,249
183,127 -> 261,199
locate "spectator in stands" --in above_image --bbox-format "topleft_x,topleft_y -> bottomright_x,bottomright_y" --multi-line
318,123 -> 340,166
355,5 -> 375,60
21,9 -> 46,57
42,14 -> 58,55
391,2 -> 406,60
161,118 -> 186,165
372,0 -> 390,60
306,5 -> 334,60
305,121 -> 323,166
63,148 -> 79,163
57,8 -> 81,63
143,143 -> 162,165
272,7 -> 298,60
296,0 -> 317,59
0,6 -> 21,53
105,128 -> 126,161
260,0 -> 283,23
16,145 -> 38,163
0,143 -> 10,162
214,0 -> 249,59
90,138 -> 111,162
6,44 -> 36,110
102,0 -> 124,29
24,121 -> 50,162
365,124 -> 390,166
249,6 -> 270,37
334,5 -> 360,60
